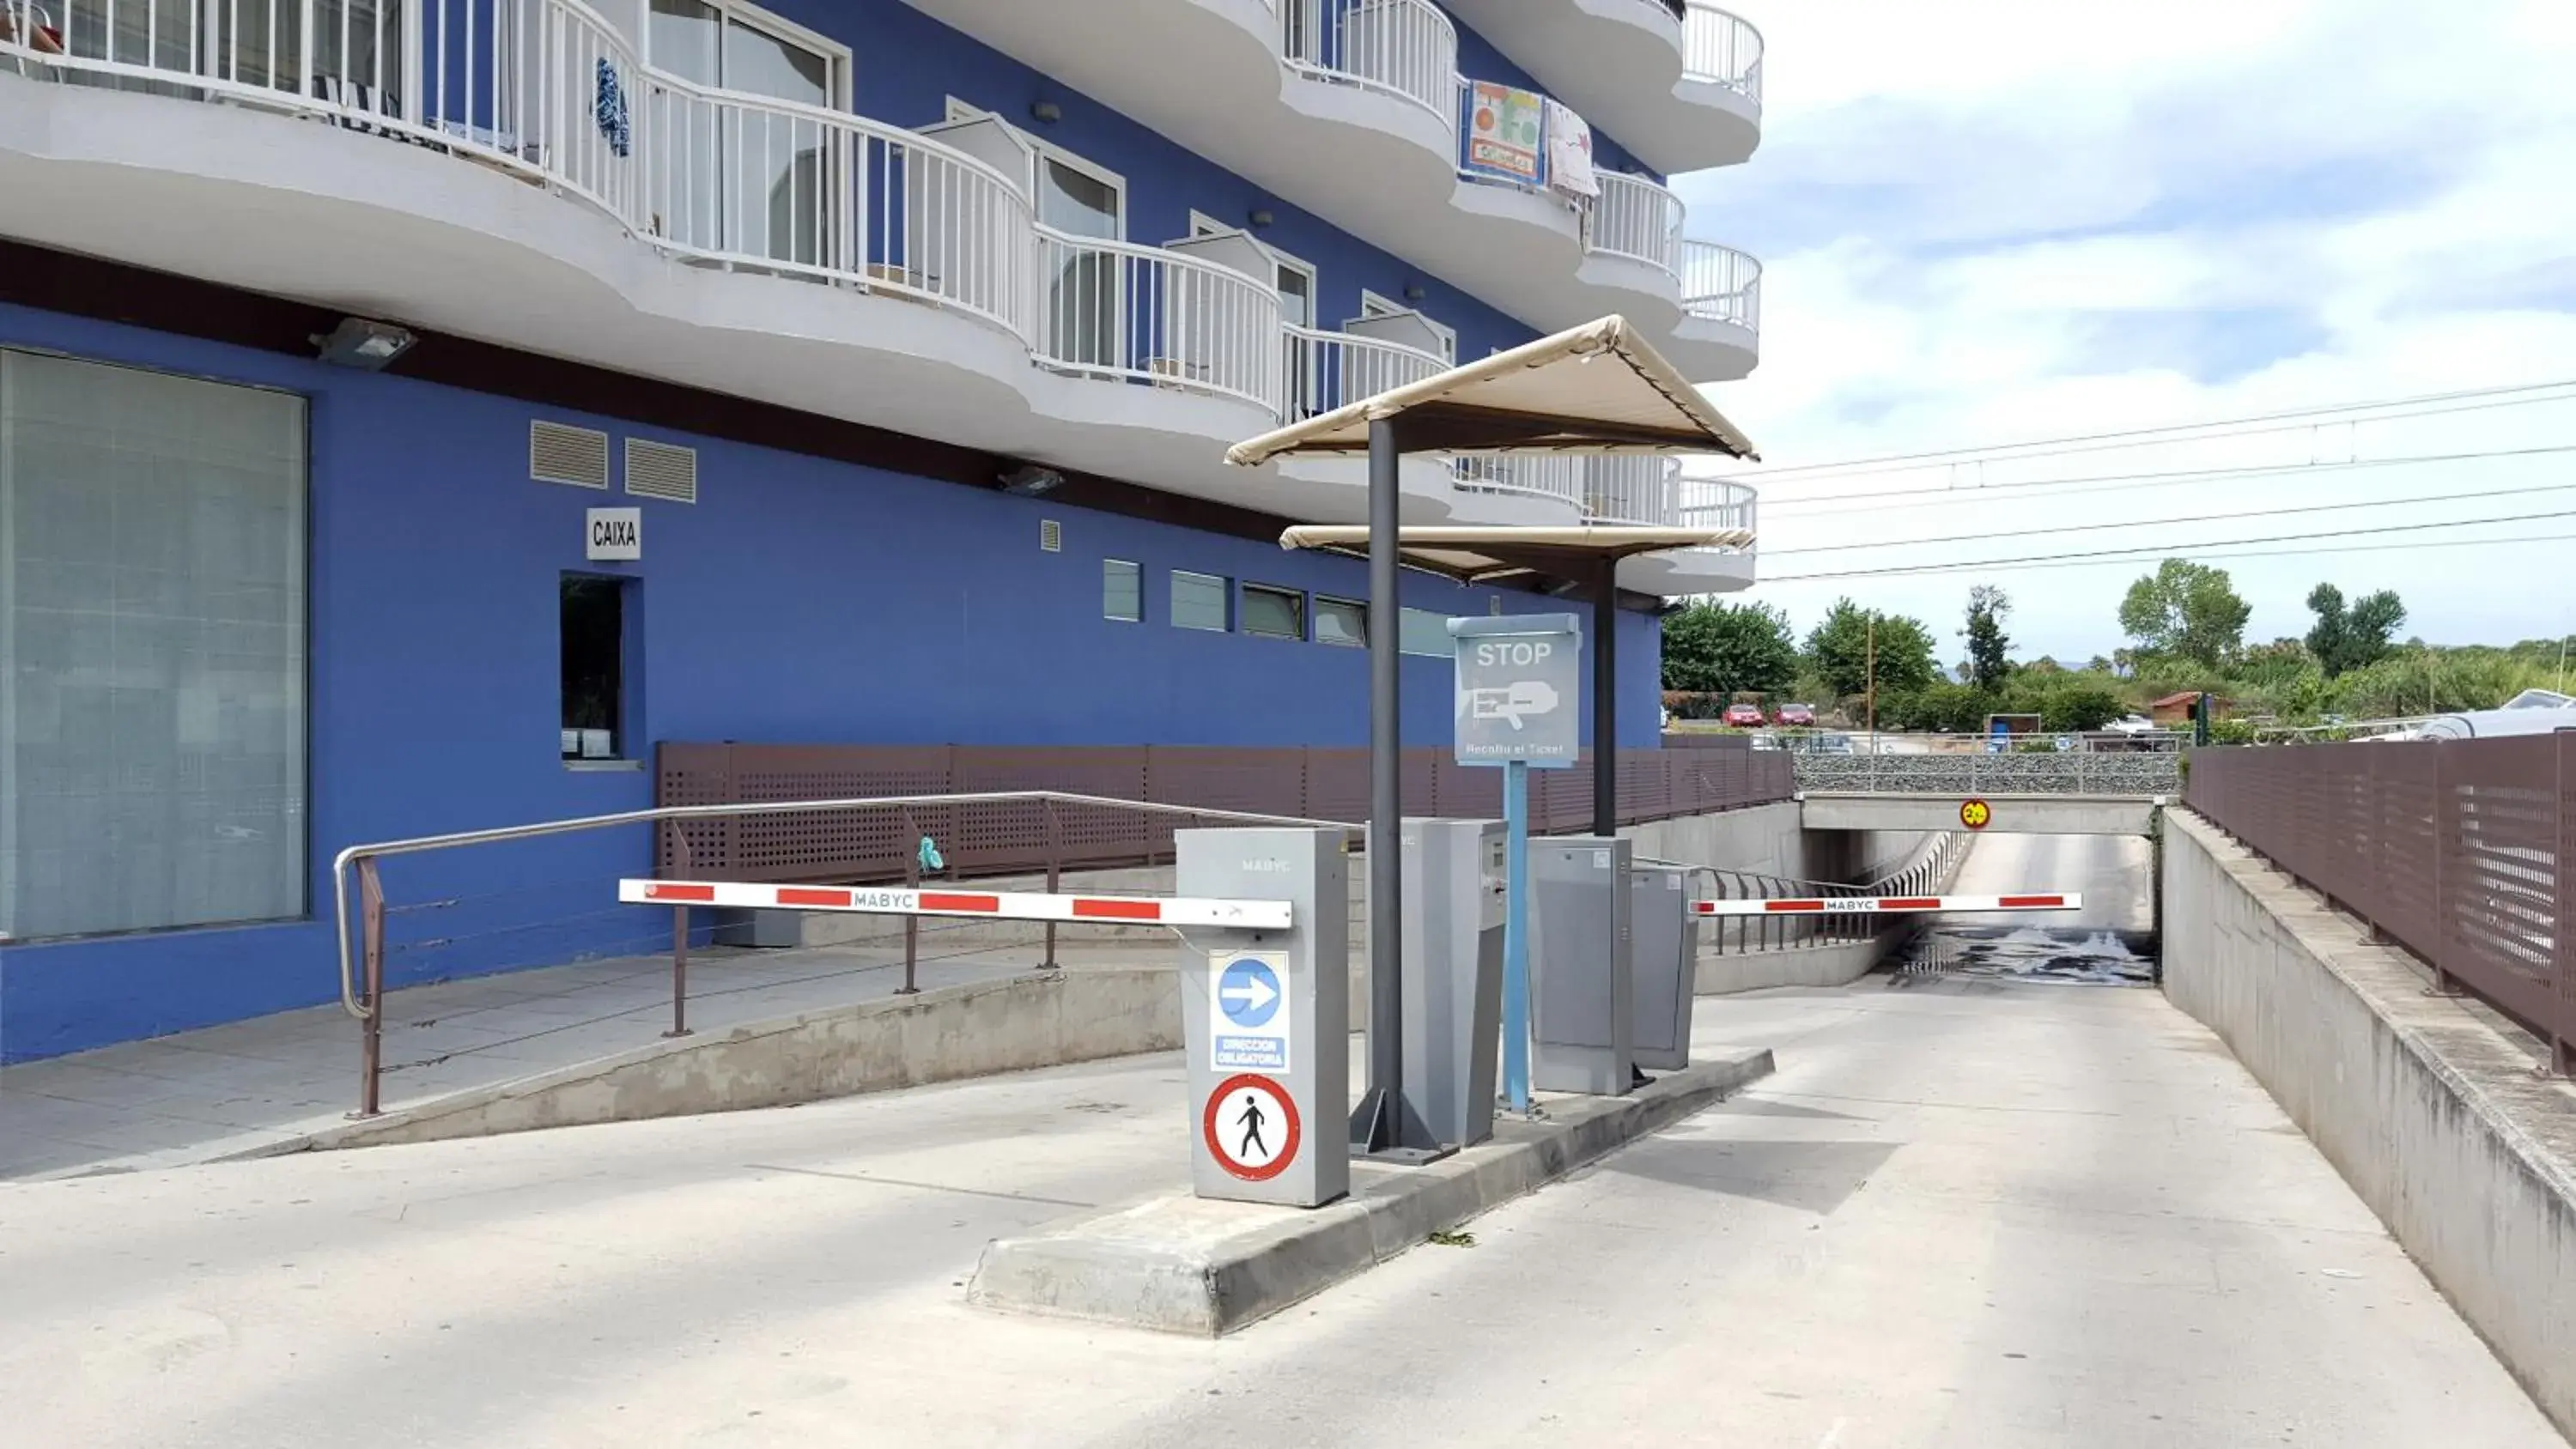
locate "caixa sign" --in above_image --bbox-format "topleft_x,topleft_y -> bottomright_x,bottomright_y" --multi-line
586,506 -> 641,561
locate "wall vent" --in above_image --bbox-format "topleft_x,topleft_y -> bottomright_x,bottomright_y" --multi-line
625,438 -> 699,503
529,420 -> 611,488
1039,518 -> 1063,553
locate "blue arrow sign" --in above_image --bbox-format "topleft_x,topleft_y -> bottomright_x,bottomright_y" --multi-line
1217,957 -> 1281,1029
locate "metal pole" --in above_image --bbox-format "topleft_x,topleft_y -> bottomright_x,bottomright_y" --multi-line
1502,757 -> 1531,1114
899,807 -> 922,997
1042,798 -> 1062,975
1350,413 -> 1425,1156
354,857 -> 385,1119
665,825 -> 692,1038
1592,555 -> 1618,839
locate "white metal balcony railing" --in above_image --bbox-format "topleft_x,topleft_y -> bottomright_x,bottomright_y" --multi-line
1034,228 -> 1283,411
638,72 -> 1036,337
1280,0 -> 1458,126
1588,171 -> 1684,275
1680,2 -> 1764,103
1680,239 -> 1762,332
0,0 -> 1759,506
1281,323 -> 1446,420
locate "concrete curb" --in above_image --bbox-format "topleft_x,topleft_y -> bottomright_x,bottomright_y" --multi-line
2162,809 -> 2576,1438
233,966 -> 1184,1159
966,1046 -> 1776,1337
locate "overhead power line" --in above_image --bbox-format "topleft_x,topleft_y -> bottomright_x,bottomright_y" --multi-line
1757,506 -> 2576,584
1769,529 -> 2576,581
1758,443 -> 2576,515
1763,479 -> 2576,558
1731,379 -> 2576,484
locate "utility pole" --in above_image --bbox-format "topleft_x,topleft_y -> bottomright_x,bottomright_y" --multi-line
1865,614 -> 1877,743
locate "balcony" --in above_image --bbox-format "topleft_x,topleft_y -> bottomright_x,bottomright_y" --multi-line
1434,0 -> 1762,175
902,0 -> 1759,382
0,0 -> 1755,593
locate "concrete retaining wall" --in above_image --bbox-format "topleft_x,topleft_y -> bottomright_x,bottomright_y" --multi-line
2162,810 -> 2576,1438
271,965 -> 1183,1155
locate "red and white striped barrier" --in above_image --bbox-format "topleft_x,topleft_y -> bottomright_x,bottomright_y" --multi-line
617,878 -> 1291,931
1693,893 -> 2081,918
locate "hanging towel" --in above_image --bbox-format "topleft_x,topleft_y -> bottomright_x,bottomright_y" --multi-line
1545,99 -> 1598,199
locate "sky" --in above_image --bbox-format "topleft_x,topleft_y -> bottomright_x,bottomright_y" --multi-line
1674,0 -> 2576,668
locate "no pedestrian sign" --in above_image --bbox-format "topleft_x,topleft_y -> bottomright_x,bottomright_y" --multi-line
1204,1073 -> 1300,1181
1209,951 -> 1291,1072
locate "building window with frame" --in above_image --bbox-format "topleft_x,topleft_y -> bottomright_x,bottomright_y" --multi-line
1171,570 -> 1230,632
1241,584 -> 1306,641
561,574 -> 633,761
1314,596 -> 1367,647
0,349 -> 308,941
1103,558 -> 1142,621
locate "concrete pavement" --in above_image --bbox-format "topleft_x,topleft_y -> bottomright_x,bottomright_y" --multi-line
1,968 -> 2558,1446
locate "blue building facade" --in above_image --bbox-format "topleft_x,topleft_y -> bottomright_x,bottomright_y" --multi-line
0,0 -> 1767,1059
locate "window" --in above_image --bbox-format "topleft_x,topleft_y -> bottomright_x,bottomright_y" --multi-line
1315,596 -> 1367,647
1399,607 -> 1454,658
1171,570 -> 1230,632
0,350 -> 307,941
1241,584 -> 1306,641
1103,559 -> 1141,621
649,0 -> 847,268
560,575 -> 632,761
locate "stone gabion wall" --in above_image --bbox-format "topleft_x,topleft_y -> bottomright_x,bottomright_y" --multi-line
1794,751 -> 2180,796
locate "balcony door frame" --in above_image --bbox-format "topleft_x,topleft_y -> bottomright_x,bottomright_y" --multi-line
949,98 -> 1130,374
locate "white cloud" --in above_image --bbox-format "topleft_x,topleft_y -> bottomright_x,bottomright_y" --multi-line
1680,0 -> 2576,665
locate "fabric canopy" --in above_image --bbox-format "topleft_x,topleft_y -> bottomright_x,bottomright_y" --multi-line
1225,315 -> 1759,465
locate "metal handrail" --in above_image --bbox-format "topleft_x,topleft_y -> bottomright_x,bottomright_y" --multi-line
1680,2 -> 1765,102
331,790 -> 1353,1022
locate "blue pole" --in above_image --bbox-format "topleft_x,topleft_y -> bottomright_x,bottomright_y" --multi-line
1502,757 -> 1531,1115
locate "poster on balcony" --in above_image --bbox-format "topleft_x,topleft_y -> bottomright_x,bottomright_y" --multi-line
1463,81 -> 1546,186
1544,99 -> 1597,200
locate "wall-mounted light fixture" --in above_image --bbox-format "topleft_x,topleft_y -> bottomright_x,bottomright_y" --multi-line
1029,100 -> 1062,124
310,317 -> 416,370
1247,209 -> 1275,228
997,464 -> 1065,497
1403,283 -> 1426,302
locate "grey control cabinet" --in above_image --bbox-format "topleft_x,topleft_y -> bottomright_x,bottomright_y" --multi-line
1382,817 -> 1505,1149
1175,827 -> 1350,1209
1628,863 -> 1698,1071
1528,835 -> 1633,1094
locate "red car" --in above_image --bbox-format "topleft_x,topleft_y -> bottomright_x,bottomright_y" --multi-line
1774,703 -> 1817,726
1722,702 -> 1766,728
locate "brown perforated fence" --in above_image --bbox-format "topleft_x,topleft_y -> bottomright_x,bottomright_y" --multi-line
654,742 -> 1795,882
2186,734 -> 2574,1076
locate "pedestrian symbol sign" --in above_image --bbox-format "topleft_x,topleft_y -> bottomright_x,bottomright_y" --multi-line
1209,952 -> 1291,1072
1204,1073 -> 1300,1180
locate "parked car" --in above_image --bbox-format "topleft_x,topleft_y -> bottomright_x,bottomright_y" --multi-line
1722,702 -> 1766,728
1748,731 -> 1782,750
2104,714 -> 2157,736
1817,732 -> 1855,755
1774,703 -> 1817,726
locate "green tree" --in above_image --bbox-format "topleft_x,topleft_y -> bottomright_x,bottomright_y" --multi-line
1662,600 -> 1799,696
2118,560 -> 2251,667
2040,686 -> 2127,732
2304,583 -> 2407,677
1961,585 -> 2014,690
1805,598 -> 1938,699
2239,638 -> 2312,688
1884,680 -> 1992,733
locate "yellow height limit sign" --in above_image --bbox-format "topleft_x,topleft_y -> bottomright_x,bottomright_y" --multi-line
1960,798 -> 1992,830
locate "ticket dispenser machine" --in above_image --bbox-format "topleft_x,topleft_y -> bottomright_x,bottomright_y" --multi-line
1387,817 -> 1506,1149
1174,827 -> 1350,1209
1628,863 -> 1698,1072
1528,835 -> 1634,1094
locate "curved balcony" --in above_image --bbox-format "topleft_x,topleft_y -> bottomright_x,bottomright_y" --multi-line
905,0 -> 1757,382
1435,0 -> 1762,175
1599,468 -> 1759,594
0,0 -> 1752,584
1677,239 -> 1761,361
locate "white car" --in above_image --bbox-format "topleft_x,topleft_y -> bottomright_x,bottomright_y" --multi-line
2103,714 -> 2157,736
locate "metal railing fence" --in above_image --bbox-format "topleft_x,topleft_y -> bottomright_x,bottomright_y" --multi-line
2187,735 -> 2573,1076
